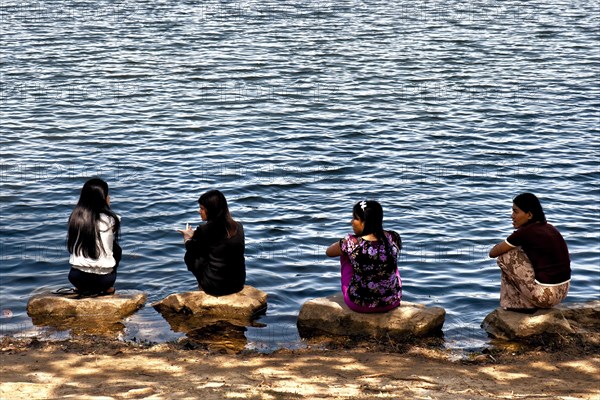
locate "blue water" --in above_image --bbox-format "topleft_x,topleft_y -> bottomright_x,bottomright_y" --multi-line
1,0 -> 599,351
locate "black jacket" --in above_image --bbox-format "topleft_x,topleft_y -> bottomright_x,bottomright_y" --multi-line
184,221 -> 246,296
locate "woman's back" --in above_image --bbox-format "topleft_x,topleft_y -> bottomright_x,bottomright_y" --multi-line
187,221 -> 246,296
341,231 -> 402,309
69,213 -> 118,273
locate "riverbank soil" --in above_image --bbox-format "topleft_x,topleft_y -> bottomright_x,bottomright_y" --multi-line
1,337 -> 598,400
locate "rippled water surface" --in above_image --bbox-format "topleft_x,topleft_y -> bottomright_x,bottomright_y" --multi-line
1,0 -> 599,350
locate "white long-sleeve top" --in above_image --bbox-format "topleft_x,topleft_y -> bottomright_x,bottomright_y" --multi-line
70,213 -> 119,275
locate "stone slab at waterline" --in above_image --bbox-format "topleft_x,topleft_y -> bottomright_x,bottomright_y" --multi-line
481,301 -> 600,345
27,290 -> 147,327
297,294 -> 445,339
152,285 -> 268,326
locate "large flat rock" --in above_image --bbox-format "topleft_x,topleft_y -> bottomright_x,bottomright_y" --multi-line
27,290 -> 146,336
481,308 -> 574,340
152,285 -> 268,326
297,294 -> 445,339
482,301 -> 600,343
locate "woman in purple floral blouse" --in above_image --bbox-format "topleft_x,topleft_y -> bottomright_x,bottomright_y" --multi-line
326,200 -> 402,313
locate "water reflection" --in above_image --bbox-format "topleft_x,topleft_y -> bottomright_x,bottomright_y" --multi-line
185,321 -> 250,353
29,315 -> 126,338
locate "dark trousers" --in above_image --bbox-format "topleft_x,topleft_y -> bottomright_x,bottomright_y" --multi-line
68,267 -> 116,294
68,242 -> 121,294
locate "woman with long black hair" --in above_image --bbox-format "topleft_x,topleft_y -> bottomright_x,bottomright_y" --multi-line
489,192 -> 571,311
326,200 -> 402,313
179,190 -> 245,296
67,178 -> 121,295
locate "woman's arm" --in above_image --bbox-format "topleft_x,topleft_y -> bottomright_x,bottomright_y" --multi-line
489,240 -> 513,258
326,241 -> 341,257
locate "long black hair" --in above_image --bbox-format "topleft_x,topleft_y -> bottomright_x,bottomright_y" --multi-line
513,192 -> 547,225
199,189 -> 237,239
67,178 -> 120,258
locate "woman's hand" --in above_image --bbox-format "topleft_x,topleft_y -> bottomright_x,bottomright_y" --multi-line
178,224 -> 195,243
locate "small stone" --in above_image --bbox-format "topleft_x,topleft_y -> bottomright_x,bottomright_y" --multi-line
123,387 -> 155,398
297,294 -> 445,339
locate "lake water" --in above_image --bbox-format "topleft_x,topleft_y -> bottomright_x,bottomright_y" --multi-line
1,0 -> 598,351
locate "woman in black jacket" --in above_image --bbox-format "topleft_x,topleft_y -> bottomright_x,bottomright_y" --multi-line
179,190 -> 245,296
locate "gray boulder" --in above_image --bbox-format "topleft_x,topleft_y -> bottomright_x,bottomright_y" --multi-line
297,294 -> 445,339
481,301 -> 600,343
152,285 -> 267,331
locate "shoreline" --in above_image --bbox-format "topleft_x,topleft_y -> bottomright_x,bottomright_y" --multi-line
1,335 -> 599,399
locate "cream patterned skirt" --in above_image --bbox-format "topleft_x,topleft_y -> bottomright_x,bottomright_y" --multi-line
497,248 -> 569,309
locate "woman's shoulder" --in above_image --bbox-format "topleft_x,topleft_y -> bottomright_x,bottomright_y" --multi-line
340,233 -> 360,246
342,233 -> 359,242
232,220 -> 244,237
520,221 -> 554,234
540,222 -> 565,238
510,221 -> 558,242
384,230 -> 401,241
98,213 -> 118,227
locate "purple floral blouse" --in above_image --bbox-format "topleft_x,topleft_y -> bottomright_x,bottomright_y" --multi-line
340,231 -> 402,308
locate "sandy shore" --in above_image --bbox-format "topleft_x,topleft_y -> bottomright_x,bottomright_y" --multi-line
1,336 -> 598,400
